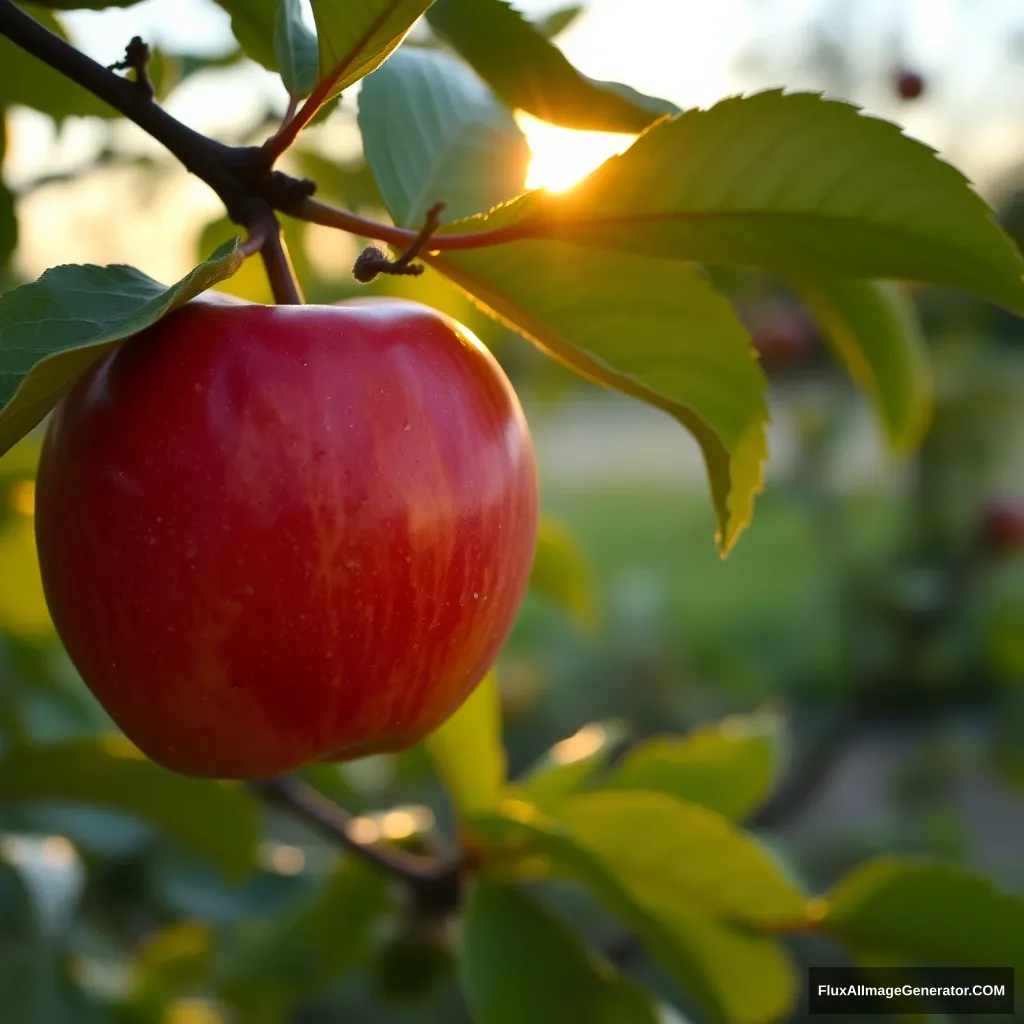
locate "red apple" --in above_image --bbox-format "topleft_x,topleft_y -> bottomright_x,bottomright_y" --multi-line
750,304 -> 818,370
895,70 -> 925,101
981,498 -> 1024,554
34,298 -> 538,778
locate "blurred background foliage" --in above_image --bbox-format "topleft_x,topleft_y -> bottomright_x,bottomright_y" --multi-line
2,0 -> 1024,1021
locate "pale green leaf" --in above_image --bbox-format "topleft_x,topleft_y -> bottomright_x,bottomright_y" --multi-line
461,880 -> 660,1024
0,738 -> 260,878
789,276 -> 932,451
0,240 -> 242,458
309,0 -> 434,102
441,91 -> 1024,312
208,0 -> 277,70
429,246 -> 768,553
605,712 -> 782,821
274,0 -> 319,97
425,670 -> 505,816
358,47 -> 529,226
534,4 -> 583,39
426,0 -> 677,132
826,857 -> 1024,970
519,721 -> 626,813
470,804 -> 796,1024
529,517 -> 596,629
558,791 -> 808,924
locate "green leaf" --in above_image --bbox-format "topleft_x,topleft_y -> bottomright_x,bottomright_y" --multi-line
0,6 -> 119,120
529,517 -> 596,629
209,0 -> 277,70
218,858 -> 393,1019
358,47 -> 529,227
309,0 -> 434,103
428,246 -> 768,553
0,240 -> 242,459
274,0 -> 319,97
519,721 -> 626,814
789,276 -> 931,451
425,670 -> 505,815
0,738 -> 261,879
534,4 -> 583,39
128,921 -> 215,1014
426,0 -> 678,132
470,805 -> 796,1024
825,857 -> 1024,970
558,791 -> 807,925
461,880 -> 661,1024
604,712 -> 782,821
442,91 -> 1024,312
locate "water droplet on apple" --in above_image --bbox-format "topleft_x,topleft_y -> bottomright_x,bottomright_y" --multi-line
403,422 -> 411,431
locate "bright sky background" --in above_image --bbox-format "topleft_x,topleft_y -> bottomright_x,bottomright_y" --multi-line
7,0 -> 1024,281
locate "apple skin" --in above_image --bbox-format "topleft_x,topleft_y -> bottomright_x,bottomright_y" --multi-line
981,498 -> 1024,555
895,70 -> 925,101
34,298 -> 538,779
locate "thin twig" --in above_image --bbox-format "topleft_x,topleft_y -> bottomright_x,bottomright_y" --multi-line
748,705 -> 868,829
0,1 -> 247,210
108,35 -> 155,101
0,1 -> 539,256
294,195 -> 540,252
352,201 -> 446,283
250,776 -> 462,912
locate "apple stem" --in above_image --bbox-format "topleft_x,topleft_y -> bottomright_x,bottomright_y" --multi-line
253,210 -> 305,305
249,776 -> 463,913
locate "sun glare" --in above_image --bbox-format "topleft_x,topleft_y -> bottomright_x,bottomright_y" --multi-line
518,113 -> 636,192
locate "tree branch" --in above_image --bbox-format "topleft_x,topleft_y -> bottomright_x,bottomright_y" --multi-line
293,196 -> 538,252
0,0 -> 251,214
0,1 -> 528,265
748,705 -> 868,829
250,776 -> 462,914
